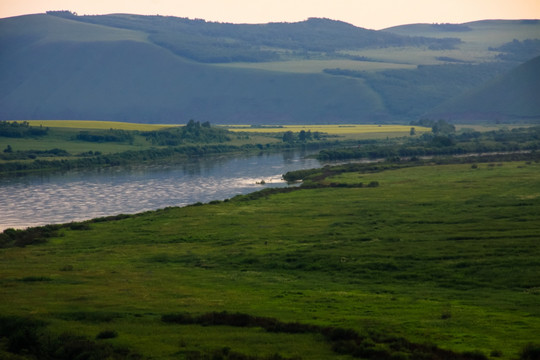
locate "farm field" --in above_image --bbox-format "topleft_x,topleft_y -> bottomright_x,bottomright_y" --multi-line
21,120 -> 429,135
1,159 -> 539,359
223,124 -> 430,140
223,124 -> 428,134
216,59 -> 416,73
0,121 -> 430,156
24,120 -> 175,131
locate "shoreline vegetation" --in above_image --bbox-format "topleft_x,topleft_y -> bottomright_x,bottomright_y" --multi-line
1,120 -> 540,359
1,153 -> 539,359
1,120 -> 428,176
1,120 -> 539,176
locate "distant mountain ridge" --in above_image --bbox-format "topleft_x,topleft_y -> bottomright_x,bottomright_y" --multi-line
47,11 -> 462,63
0,13 -> 539,124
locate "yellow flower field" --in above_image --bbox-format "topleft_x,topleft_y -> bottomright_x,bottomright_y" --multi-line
222,124 -> 430,135
24,120 -> 175,131
18,121 -> 430,136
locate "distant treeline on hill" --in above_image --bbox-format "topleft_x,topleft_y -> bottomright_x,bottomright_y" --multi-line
142,120 -> 232,145
323,62 -> 513,118
45,12 -> 462,63
316,125 -> 540,161
0,121 -> 48,138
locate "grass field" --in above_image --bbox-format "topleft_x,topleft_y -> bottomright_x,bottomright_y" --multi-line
24,120 -> 176,131
1,122 -> 430,158
1,159 -> 539,359
216,59 -> 416,73
223,124 -> 430,135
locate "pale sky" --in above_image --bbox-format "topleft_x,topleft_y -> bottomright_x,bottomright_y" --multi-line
1,0 -> 539,30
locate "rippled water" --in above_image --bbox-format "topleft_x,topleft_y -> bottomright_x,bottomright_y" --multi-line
0,150 -> 322,231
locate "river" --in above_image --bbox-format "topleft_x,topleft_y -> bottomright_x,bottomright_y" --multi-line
0,150 -> 324,231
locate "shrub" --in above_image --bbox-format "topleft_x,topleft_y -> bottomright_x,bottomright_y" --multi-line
521,343 -> 540,360
0,224 -> 61,248
20,276 -> 52,282
461,350 -> 488,360
96,330 -> 118,340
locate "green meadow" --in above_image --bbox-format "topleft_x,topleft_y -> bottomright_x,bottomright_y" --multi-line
1,158 -> 539,359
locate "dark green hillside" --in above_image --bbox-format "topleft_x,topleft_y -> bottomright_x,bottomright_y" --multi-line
0,15 -> 383,124
1,13 -> 539,123
430,55 -> 540,121
324,62 -> 512,118
54,13 -> 461,62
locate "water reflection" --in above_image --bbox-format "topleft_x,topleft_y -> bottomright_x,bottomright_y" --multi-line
0,151 -> 322,231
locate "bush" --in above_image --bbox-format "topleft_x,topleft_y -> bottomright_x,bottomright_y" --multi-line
521,343 -> 540,360
0,224 -> 62,248
96,330 -> 118,339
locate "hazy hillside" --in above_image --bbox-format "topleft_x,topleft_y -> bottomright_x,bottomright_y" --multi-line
428,55 -> 540,121
0,14 -> 385,123
1,13 -> 539,124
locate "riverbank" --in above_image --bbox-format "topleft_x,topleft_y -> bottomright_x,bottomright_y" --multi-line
1,157 -> 539,359
0,149 -> 322,231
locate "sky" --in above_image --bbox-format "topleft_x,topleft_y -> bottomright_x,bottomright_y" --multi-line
0,0 -> 539,30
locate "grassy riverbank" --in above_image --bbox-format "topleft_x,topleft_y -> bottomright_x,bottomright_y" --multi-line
1,157 -> 539,359
0,120 -> 431,175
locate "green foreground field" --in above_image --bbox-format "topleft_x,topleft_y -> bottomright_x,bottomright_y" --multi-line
1,159 -> 539,359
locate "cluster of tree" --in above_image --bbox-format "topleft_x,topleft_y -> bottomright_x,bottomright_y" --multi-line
281,130 -> 321,144
75,129 -> 134,144
410,119 -> 456,134
316,126 -> 540,161
150,32 -> 281,63
142,120 -> 232,146
490,39 -> 540,62
324,62 -> 512,119
430,23 -> 472,32
54,13 -> 462,63
0,315 -> 140,359
45,10 -> 78,17
0,121 -> 48,138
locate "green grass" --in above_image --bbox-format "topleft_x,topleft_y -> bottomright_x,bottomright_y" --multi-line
216,59 -> 416,73
1,160 -> 539,359
0,127 -> 146,155
0,122 -> 428,169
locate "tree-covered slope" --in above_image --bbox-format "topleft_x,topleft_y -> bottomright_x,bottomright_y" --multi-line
0,14 -> 384,124
0,13 -> 539,124
429,55 -> 540,121
54,12 -> 461,63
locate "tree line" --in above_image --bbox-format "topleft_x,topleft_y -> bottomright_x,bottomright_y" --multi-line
142,120 -> 232,146
316,125 -> 540,161
0,121 -> 48,138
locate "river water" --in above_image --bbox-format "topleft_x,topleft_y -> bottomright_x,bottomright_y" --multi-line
0,150 -> 324,231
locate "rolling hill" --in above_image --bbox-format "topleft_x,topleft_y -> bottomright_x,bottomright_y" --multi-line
428,55 -> 540,121
0,13 -> 539,124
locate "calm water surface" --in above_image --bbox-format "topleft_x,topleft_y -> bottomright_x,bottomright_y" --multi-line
0,150 -> 323,231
